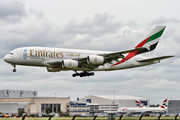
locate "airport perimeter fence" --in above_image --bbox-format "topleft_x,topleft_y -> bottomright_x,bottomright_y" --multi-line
0,114 -> 180,120
20,114 -> 180,120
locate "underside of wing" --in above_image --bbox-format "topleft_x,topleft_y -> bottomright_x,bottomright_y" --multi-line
75,57 -> 99,70
137,55 -> 175,62
46,60 -> 62,67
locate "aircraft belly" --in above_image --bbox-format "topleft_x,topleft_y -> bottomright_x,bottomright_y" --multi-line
103,61 -> 131,71
26,60 -> 43,66
15,57 -> 158,71
15,58 -> 44,66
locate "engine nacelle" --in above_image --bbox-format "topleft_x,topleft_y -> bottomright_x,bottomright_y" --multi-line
87,55 -> 104,65
62,59 -> 79,68
47,67 -> 61,72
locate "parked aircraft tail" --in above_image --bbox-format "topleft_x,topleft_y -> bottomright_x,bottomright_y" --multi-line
135,100 -> 144,108
159,98 -> 168,108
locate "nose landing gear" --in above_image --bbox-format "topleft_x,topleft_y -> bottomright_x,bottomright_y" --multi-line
72,71 -> 95,77
12,65 -> 17,72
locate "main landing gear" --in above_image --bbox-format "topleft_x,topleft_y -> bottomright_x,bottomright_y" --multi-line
72,71 -> 95,77
12,65 -> 17,72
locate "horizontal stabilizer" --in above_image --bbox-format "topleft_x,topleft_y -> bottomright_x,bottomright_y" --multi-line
137,56 -> 175,62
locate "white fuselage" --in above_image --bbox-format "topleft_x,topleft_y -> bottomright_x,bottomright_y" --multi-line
118,107 -> 167,113
4,47 -> 157,71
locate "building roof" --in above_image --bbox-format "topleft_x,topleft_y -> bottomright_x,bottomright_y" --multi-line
0,97 -> 69,99
86,95 -> 147,100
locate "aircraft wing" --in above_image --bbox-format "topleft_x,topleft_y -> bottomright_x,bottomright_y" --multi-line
43,47 -> 147,70
45,59 -> 98,71
75,58 -> 99,70
42,60 -> 62,67
137,55 -> 175,62
75,47 -> 146,70
47,61 -> 62,67
76,48 -> 146,63
102,47 -> 146,59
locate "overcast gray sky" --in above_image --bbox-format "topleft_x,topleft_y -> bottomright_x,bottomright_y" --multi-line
0,0 -> 180,105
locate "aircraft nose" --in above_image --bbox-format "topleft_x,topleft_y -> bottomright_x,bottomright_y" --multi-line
4,54 -> 10,63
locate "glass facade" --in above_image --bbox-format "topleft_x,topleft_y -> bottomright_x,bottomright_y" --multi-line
67,104 -> 91,113
68,109 -> 90,112
41,104 -> 44,113
41,104 -> 61,113
57,104 -> 60,112
168,100 -> 180,114
99,104 -> 118,112
45,104 -> 48,110
53,104 -> 56,112
70,105 -> 90,107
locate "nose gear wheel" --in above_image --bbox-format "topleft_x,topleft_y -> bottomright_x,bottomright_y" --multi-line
12,65 -> 17,72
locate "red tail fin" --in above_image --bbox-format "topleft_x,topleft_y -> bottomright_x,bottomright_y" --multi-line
135,100 -> 144,108
159,98 -> 168,108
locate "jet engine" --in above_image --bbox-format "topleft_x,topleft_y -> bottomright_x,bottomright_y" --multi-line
47,67 -> 61,72
87,55 -> 104,65
62,59 -> 79,68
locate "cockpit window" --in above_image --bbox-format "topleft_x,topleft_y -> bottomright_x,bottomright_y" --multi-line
9,53 -> 13,55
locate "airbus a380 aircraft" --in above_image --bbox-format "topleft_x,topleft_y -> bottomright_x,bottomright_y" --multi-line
4,26 -> 174,77
118,98 -> 168,114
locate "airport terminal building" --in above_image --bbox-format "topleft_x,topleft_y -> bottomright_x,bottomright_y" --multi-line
80,95 -> 149,112
2,90 -> 180,115
0,97 -> 69,114
0,90 -> 149,115
167,100 -> 180,114
0,90 -> 69,114
5,90 -> 179,116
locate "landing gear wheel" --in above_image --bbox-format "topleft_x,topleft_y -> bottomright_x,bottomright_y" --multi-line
72,71 -> 95,77
76,73 -> 80,76
72,71 -> 80,77
80,73 -> 84,77
72,74 -> 76,77
13,69 -> 17,72
89,72 -> 94,76
12,65 -> 17,72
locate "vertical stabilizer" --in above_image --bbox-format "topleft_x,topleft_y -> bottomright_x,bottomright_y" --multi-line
159,98 -> 168,108
135,100 -> 144,108
134,26 -> 166,57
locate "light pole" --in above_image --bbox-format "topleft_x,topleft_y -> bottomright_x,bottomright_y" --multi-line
113,91 -> 115,112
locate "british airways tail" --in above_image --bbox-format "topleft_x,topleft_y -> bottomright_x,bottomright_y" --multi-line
159,98 -> 168,108
135,100 -> 144,108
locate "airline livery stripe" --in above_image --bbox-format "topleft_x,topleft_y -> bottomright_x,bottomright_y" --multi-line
112,37 -> 151,66
135,42 -> 158,55
112,28 -> 165,66
135,36 -> 150,48
146,28 -> 165,43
